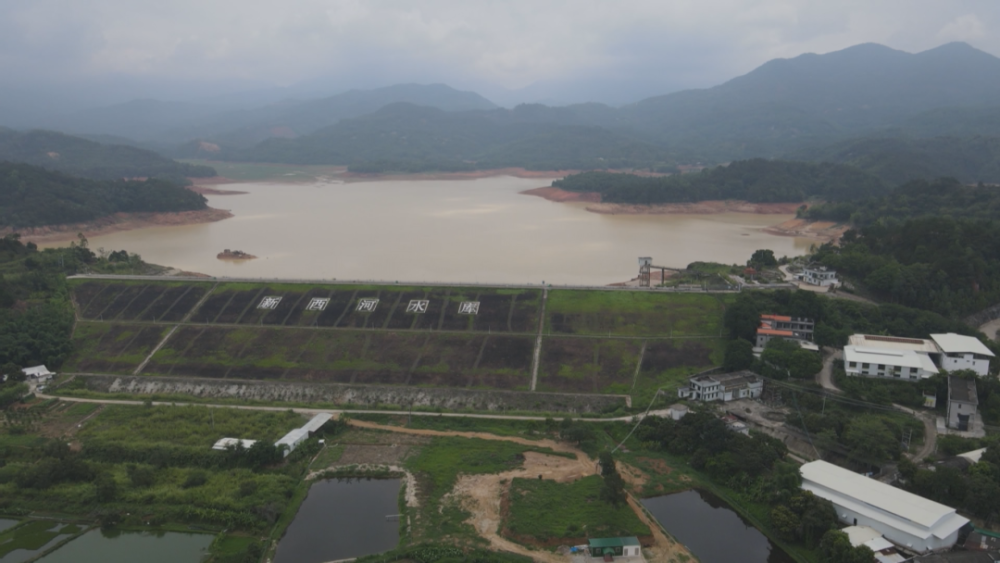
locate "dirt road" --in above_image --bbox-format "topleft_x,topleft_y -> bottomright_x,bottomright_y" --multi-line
817,348 -> 842,393
347,420 -> 690,562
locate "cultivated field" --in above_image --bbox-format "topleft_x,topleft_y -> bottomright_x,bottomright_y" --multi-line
65,279 -> 727,401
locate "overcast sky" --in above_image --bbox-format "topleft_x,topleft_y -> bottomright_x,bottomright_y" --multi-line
2,0 -> 999,106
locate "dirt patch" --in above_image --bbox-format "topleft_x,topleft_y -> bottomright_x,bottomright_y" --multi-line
764,218 -> 849,244
336,444 -> 412,466
520,187 -> 601,203
637,458 -> 673,476
187,185 -> 247,196
346,419 -> 691,563
585,200 -> 804,216
14,207 -> 233,244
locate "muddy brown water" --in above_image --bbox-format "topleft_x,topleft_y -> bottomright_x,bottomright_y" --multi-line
642,489 -> 794,563
42,176 -> 816,285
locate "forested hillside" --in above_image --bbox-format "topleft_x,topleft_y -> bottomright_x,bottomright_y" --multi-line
802,177 -> 1000,224
0,129 -> 216,181
787,136 -> 1000,185
0,162 -> 207,228
801,178 -> 1000,316
551,159 -> 887,204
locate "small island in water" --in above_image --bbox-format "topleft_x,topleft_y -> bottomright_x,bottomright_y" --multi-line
217,249 -> 257,261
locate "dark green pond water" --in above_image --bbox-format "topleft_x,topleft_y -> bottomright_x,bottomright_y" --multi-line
274,478 -> 401,563
642,490 -> 795,563
35,530 -> 212,563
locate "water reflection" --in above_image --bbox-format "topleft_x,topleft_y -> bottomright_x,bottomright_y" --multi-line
642,489 -> 794,563
274,478 -> 401,563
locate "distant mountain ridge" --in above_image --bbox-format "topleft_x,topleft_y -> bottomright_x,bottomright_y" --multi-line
0,129 -> 215,181
15,41 -> 1000,181
42,84 -> 498,147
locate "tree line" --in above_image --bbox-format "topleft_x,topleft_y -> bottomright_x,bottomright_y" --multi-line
551,159 -> 889,204
0,162 -> 208,228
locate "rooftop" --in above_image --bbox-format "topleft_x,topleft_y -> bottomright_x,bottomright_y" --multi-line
301,413 -> 333,433
949,377 -> 979,405
212,437 -> 258,451
588,537 -> 641,548
844,346 -> 940,373
801,460 -> 964,531
931,333 -> 995,357
848,334 -> 940,354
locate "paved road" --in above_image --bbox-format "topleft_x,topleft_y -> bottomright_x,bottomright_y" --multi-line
894,404 -> 938,463
35,391 -> 674,424
69,273 -> 739,294
813,350 -> 937,462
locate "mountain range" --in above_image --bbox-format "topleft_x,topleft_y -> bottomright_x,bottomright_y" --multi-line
5,41 -> 1000,183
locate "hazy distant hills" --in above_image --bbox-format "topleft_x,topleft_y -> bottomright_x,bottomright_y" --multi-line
0,129 -> 215,181
619,42 -> 1000,156
42,84 -> 498,146
11,41 -> 1000,183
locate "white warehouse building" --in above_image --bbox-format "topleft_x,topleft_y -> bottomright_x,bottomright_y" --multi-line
844,333 -> 994,381
800,461 -> 969,553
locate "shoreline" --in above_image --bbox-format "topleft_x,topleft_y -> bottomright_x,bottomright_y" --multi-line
521,187 -> 806,215
14,207 -> 234,245
522,187 -> 845,244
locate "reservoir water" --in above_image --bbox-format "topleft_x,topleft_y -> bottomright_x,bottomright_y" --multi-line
48,176 -> 816,285
642,490 -> 793,563
274,478 -> 401,563
34,530 -> 212,563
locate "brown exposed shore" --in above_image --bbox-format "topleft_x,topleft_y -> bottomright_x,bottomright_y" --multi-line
763,218 -> 849,243
520,187 -> 601,203
11,207 -> 234,244
521,187 -> 805,215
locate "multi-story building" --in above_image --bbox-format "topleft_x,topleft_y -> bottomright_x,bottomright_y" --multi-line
947,376 -> 979,432
931,333 -> 995,377
844,333 -> 994,381
756,314 -> 815,348
800,265 -> 839,287
677,370 -> 763,402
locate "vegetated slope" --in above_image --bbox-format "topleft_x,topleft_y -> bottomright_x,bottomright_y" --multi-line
803,177 -> 1000,224
805,178 -> 1000,316
0,129 -> 216,181
0,162 -> 207,228
617,42 -> 1000,159
552,159 -> 887,204
786,136 -> 1000,185
237,103 -> 673,171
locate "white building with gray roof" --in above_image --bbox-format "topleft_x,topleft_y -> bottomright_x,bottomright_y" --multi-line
800,460 -> 969,553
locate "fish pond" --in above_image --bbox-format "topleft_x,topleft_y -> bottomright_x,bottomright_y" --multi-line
35,529 -> 212,563
0,521 -> 84,563
642,490 -> 794,563
274,477 -> 402,563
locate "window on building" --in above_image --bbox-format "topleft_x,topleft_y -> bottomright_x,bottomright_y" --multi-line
849,362 -> 857,368
862,363 -> 869,369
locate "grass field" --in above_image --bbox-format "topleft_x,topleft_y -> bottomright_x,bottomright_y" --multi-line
65,279 -> 726,403
504,475 -> 650,541
404,436 -> 569,544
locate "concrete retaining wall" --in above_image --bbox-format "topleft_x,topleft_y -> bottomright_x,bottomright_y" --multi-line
75,374 -> 627,413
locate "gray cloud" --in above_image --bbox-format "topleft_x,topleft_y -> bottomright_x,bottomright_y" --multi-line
0,0 -> 998,106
